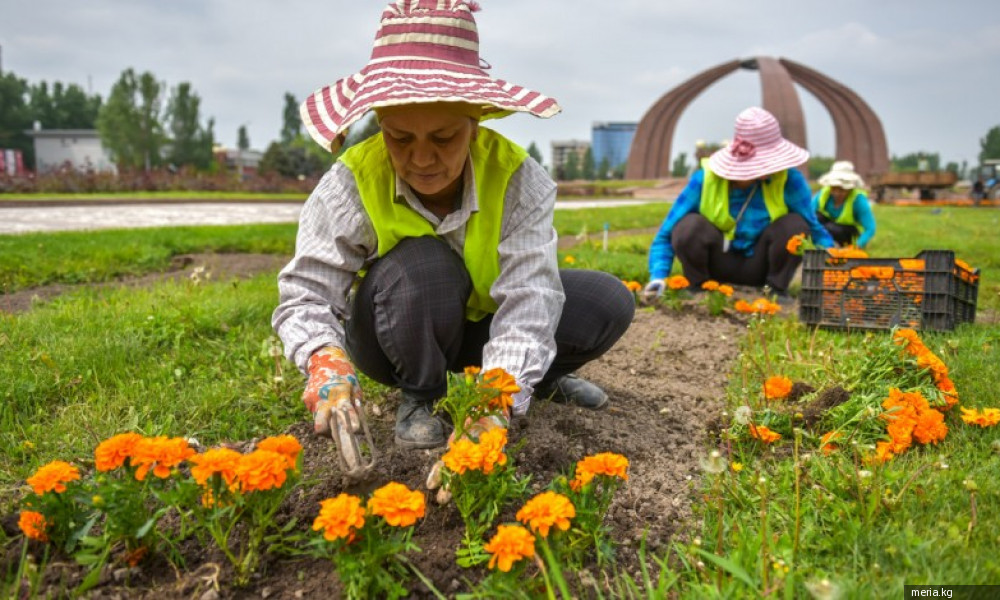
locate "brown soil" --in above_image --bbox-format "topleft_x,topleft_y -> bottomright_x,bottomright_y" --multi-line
1,253 -> 750,598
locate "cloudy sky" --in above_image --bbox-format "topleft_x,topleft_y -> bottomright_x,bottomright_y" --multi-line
5,0 -> 999,169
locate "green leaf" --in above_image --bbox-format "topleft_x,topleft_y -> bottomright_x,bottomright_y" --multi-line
693,548 -> 757,589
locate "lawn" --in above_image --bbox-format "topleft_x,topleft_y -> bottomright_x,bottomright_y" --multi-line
1,202 -> 998,597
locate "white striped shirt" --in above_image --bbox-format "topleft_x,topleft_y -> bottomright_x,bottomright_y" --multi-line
271,153 -> 563,414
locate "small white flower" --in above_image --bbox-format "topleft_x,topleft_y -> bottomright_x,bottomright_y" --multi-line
858,470 -> 872,479
734,405 -> 752,425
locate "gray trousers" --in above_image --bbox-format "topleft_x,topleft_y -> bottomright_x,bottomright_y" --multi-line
671,212 -> 808,292
345,237 -> 635,402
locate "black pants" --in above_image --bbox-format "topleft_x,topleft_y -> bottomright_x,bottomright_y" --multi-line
817,213 -> 859,247
344,237 -> 635,402
671,212 -> 808,291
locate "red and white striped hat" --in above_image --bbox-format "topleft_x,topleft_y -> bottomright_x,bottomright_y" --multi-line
706,107 -> 809,180
301,0 -> 562,153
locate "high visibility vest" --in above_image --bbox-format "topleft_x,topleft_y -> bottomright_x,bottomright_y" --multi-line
699,159 -> 788,240
817,187 -> 863,230
340,128 -> 527,321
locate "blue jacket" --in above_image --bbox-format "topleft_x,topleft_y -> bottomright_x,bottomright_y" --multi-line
648,168 -> 834,279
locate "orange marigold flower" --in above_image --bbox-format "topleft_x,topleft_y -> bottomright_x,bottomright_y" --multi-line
667,275 -> 690,290
442,438 -> 483,475
313,494 -> 366,542
27,460 -> 81,495
478,427 -> 509,474
960,407 -> 1000,427
367,482 -> 426,527
18,510 -> 48,542
751,298 -> 781,315
827,247 -> 868,259
257,435 -> 302,470
189,448 -> 243,487
516,491 -> 576,538
820,431 -> 841,455
623,280 -> 643,292
734,299 -> 753,313
572,452 -> 630,490
484,524 -> 536,572
912,410 -> 948,445
130,436 -> 195,481
763,375 -> 793,400
748,424 -> 781,444
936,376 -> 959,408
717,284 -> 734,297
701,280 -> 720,291
872,441 -> 896,463
464,365 -> 482,383
786,234 -> 804,255
481,367 -> 519,412
235,449 -> 290,492
95,433 -> 143,472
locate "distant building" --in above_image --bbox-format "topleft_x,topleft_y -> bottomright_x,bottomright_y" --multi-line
26,128 -> 117,173
591,122 -> 637,173
213,146 -> 263,177
550,140 -> 590,179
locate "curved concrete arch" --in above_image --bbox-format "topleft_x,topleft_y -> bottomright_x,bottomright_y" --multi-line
625,56 -> 889,180
779,58 -> 889,177
625,59 -> 741,179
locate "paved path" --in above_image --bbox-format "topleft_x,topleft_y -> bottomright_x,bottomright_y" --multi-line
0,199 -> 663,234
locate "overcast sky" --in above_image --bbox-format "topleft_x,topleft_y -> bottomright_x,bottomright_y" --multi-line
4,1 -> 999,169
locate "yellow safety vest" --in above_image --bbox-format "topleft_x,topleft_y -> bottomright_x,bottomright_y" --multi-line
699,159 -> 788,240
340,128 -> 527,321
817,187 -> 862,230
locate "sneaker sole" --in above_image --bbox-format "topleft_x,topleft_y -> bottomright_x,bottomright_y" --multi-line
394,434 -> 447,450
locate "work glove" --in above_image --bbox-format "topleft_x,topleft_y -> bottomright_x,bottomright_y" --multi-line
425,412 -> 509,505
303,346 -> 364,467
643,278 -> 665,301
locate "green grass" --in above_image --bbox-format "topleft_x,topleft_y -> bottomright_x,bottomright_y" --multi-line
667,317 -> 1000,598
0,224 -> 298,292
1,202 -> 998,597
0,275 -> 305,499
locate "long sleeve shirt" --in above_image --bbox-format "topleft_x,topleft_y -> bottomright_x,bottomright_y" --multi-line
648,168 -> 834,279
811,189 -> 877,248
271,154 -> 564,415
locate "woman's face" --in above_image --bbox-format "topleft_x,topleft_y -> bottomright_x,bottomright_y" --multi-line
379,104 -> 478,204
829,186 -> 849,203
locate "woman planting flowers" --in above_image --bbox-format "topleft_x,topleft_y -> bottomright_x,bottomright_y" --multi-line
271,0 -> 634,481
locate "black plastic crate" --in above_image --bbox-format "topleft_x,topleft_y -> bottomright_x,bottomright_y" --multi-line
798,249 -> 979,331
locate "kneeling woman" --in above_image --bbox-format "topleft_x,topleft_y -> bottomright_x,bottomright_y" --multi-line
272,0 -> 635,456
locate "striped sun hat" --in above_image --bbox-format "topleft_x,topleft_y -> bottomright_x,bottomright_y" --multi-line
301,0 -> 562,153
706,107 -> 809,180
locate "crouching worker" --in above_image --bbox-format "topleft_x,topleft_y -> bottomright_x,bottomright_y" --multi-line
812,160 -> 876,248
644,107 -> 834,301
272,0 -> 635,461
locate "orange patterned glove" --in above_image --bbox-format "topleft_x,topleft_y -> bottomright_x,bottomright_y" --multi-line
303,347 -> 364,440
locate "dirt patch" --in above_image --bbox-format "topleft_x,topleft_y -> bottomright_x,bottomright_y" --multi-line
0,253 -> 290,314
3,303 -> 749,598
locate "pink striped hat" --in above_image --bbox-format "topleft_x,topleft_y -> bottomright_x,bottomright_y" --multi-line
301,0 -> 562,152
706,107 -> 809,180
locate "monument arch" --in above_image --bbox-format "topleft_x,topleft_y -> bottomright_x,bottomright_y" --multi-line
625,57 -> 889,180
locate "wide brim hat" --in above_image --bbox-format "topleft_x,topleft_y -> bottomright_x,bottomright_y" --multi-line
301,0 -> 561,153
818,160 -> 865,189
707,107 -> 809,180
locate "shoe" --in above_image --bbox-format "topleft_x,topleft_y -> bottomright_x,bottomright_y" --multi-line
394,393 -> 449,449
534,374 -> 608,410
